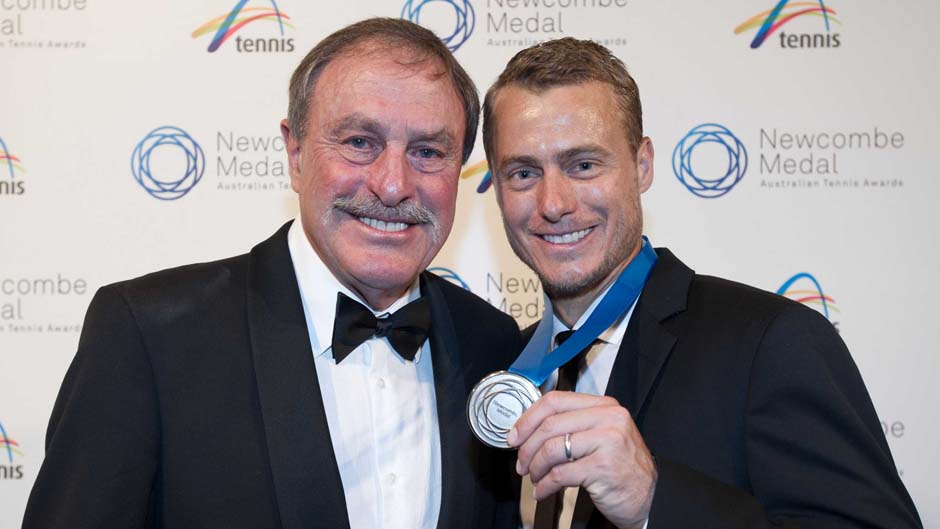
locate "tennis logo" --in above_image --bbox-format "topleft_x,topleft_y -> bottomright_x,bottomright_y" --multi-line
0,421 -> 24,480
401,0 -> 475,52
460,159 -> 491,193
777,272 -> 840,330
193,0 -> 295,53
131,126 -> 205,201
735,1 -> 841,49
673,124 -> 748,199
0,136 -> 25,196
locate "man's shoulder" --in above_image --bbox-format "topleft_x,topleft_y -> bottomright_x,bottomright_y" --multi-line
103,224 -> 290,312
655,247 -> 806,317
423,270 -> 521,345
103,253 -> 250,315
647,247 -> 833,338
691,273 -> 793,311
681,268 -> 834,340
113,252 -> 249,296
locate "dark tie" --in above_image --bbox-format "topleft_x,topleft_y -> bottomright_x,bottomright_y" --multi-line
553,330 -> 589,392
533,330 -> 596,529
331,292 -> 431,363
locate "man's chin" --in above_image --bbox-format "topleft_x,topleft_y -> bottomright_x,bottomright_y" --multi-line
536,265 -> 615,301
535,271 -> 585,297
341,257 -> 427,298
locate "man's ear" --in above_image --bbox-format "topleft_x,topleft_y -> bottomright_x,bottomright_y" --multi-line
280,119 -> 303,192
636,137 -> 654,194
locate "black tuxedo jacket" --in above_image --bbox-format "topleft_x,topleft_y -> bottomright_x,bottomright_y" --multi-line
23,223 -> 522,529
533,248 -> 922,529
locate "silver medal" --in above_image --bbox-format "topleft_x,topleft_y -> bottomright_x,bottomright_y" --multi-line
467,370 -> 542,449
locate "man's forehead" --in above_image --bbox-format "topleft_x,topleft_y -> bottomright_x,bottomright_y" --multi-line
492,86 -> 608,137
496,81 -> 617,111
492,83 -> 626,143
309,48 -> 456,114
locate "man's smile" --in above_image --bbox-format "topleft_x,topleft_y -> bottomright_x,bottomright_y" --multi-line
539,227 -> 594,245
357,216 -> 411,233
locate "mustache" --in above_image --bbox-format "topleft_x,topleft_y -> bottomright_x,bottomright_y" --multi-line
332,196 -> 436,224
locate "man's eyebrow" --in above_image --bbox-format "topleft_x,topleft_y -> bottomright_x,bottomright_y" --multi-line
555,144 -> 613,165
327,113 -> 388,137
497,155 -> 541,174
409,128 -> 457,151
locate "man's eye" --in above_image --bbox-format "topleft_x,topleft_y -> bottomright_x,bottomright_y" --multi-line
417,148 -> 441,159
578,162 -> 593,171
513,169 -> 532,180
347,137 -> 371,149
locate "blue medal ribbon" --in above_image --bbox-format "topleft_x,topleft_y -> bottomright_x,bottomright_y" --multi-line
508,238 -> 658,385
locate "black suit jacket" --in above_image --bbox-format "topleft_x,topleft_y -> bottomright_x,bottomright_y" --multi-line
23,223 -> 522,529
535,248 -> 922,529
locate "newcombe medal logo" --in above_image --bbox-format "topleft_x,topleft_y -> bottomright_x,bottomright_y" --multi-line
672,123 -> 748,199
429,267 -> 471,291
131,126 -> 206,201
401,0 -> 475,52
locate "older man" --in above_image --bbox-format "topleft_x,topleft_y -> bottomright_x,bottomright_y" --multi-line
23,18 -> 520,529
482,38 -> 921,529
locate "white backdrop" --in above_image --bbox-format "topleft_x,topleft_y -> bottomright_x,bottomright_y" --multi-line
2,0 -> 938,526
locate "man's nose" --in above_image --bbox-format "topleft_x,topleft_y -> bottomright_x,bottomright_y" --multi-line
368,147 -> 415,206
537,168 -> 576,222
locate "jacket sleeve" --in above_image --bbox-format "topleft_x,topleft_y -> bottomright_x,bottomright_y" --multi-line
22,285 -> 160,529
648,305 -> 922,529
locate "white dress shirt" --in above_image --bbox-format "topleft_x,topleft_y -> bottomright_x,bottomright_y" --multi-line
287,219 -> 441,529
520,283 -> 641,529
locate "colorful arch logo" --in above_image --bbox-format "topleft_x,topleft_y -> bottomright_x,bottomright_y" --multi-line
0,137 -> 24,179
735,1 -> 840,49
131,126 -> 205,201
193,0 -> 292,52
0,422 -> 23,464
429,267 -> 471,291
672,123 -> 748,199
776,272 -> 839,321
401,0 -> 475,52
461,159 -> 491,193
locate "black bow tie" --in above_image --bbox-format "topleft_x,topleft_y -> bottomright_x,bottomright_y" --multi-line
331,292 -> 431,363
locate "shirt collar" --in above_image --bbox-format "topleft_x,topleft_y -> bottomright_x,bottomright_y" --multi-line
287,217 -> 422,361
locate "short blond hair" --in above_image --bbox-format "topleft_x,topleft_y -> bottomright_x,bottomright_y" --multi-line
483,38 -> 642,161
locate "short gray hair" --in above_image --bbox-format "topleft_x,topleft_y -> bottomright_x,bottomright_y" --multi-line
287,18 -> 480,163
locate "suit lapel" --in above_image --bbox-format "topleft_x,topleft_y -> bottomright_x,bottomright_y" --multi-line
630,248 -> 692,421
246,223 -> 350,529
421,273 -> 477,529
632,309 -> 678,419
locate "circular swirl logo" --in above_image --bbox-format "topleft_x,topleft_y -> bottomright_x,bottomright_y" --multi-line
401,0 -> 475,52
428,266 -> 470,290
672,123 -> 748,199
131,126 -> 205,201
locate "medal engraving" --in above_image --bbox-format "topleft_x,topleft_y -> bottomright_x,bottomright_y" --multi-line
467,371 -> 541,449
